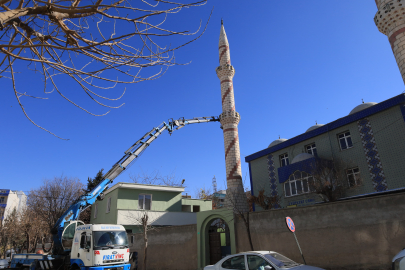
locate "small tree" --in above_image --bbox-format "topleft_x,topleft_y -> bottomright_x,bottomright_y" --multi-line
123,210 -> 158,270
80,169 -> 105,224
85,169 -> 104,192
309,158 -> 362,202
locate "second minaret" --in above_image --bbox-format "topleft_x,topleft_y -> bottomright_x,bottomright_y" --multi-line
216,21 -> 249,212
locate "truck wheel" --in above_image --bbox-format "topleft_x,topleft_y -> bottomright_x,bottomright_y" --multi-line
70,264 -> 80,270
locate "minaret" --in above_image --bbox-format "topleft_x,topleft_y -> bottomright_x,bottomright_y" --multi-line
216,21 -> 249,213
375,0 -> 405,83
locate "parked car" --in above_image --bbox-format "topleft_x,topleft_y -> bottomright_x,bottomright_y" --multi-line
5,249 -> 15,262
204,251 -> 324,270
392,248 -> 405,270
0,259 -> 9,269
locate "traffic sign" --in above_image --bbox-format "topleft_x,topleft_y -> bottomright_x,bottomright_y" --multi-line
286,216 -> 295,232
285,216 -> 306,265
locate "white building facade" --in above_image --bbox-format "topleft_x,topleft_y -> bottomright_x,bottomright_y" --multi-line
0,189 -> 27,223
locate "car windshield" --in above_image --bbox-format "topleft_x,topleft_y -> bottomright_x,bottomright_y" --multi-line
93,231 -> 128,248
264,253 -> 300,268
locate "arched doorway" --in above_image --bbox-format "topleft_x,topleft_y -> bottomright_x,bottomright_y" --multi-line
197,209 -> 236,269
208,218 -> 231,264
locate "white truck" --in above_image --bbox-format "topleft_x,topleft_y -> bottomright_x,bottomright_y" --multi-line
10,116 -> 219,270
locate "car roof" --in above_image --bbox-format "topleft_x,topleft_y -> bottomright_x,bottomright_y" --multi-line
238,251 -> 275,255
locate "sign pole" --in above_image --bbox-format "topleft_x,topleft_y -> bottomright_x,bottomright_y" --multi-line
292,232 -> 306,265
285,216 -> 306,265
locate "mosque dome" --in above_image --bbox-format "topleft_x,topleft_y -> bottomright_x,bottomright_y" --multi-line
349,102 -> 377,115
291,153 -> 314,164
306,124 -> 324,133
268,138 -> 287,148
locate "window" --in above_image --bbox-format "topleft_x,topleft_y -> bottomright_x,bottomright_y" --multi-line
284,171 -> 315,197
193,205 -> 200,212
279,153 -> 289,167
247,255 -> 272,270
130,235 -> 134,245
306,143 -> 317,156
94,204 -> 98,219
347,167 -> 360,187
79,232 -> 86,249
338,131 -> 353,150
106,197 -> 111,213
138,194 -> 152,210
0,197 -> 4,203
221,255 -> 245,270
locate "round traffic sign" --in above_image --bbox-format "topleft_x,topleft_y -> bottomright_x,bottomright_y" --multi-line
285,216 -> 295,232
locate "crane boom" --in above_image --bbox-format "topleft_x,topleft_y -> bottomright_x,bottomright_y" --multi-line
51,116 -> 219,254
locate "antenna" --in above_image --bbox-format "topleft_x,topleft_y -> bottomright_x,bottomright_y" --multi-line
212,175 -> 218,193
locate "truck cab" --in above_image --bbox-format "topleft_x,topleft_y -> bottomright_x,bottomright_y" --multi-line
62,222 -> 130,270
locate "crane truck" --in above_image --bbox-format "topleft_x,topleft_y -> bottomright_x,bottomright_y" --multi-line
10,116 -> 219,270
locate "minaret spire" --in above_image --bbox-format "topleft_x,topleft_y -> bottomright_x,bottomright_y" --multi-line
216,23 -> 249,212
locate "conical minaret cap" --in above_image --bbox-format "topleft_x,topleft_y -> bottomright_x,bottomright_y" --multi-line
218,21 -> 231,65
219,23 -> 229,47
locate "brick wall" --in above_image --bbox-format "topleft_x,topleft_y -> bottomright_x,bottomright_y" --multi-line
234,192 -> 405,270
128,224 -> 197,270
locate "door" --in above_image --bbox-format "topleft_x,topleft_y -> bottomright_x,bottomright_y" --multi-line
78,232 -> 93,266
61,221 -> 84,251
209,232 -> 221,265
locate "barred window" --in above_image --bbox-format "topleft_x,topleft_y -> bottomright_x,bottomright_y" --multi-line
139,194 -> 152,210
347,167 -> 360,187
338,132 -> 353,150
280,153 -> 289,167
306,143 -> 317,156
285,171 -> 315,197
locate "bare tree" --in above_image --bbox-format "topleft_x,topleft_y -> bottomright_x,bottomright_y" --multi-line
19,207 -> 48,253
309,158 -> 362,202
225,185 -> 280,252
123,210 -> 158,270
27,176 -> 84,245
194,186 -> 211,200
225,187 -> 254,251
129,169 -> 183,187
0,0 -> 209,138
249,189 -> 281,211
0,208 -> 19,258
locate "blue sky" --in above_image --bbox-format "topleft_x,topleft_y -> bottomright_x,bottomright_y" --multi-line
1,1 -> 404,197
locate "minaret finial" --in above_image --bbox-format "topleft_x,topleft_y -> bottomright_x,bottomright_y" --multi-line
221,18 -> 223,25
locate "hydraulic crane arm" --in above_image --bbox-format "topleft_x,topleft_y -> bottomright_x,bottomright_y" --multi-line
52,116 -> 219,254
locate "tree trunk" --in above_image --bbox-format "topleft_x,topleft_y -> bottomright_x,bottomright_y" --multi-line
142,214 -> 148,270
143,233 -> 147,270
244,212 -> 254,251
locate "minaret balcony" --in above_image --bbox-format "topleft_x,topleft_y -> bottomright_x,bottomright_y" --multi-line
219,111 -> 240,125
216,64 -> 235,79
374,1 -> 405,35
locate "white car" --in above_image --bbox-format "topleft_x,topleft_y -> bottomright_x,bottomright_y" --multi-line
204,251 -> 325,270
0,259 -> 8,269
392,248 -> 405,270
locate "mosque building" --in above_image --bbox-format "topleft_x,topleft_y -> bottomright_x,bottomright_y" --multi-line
245,1 -> 405,209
